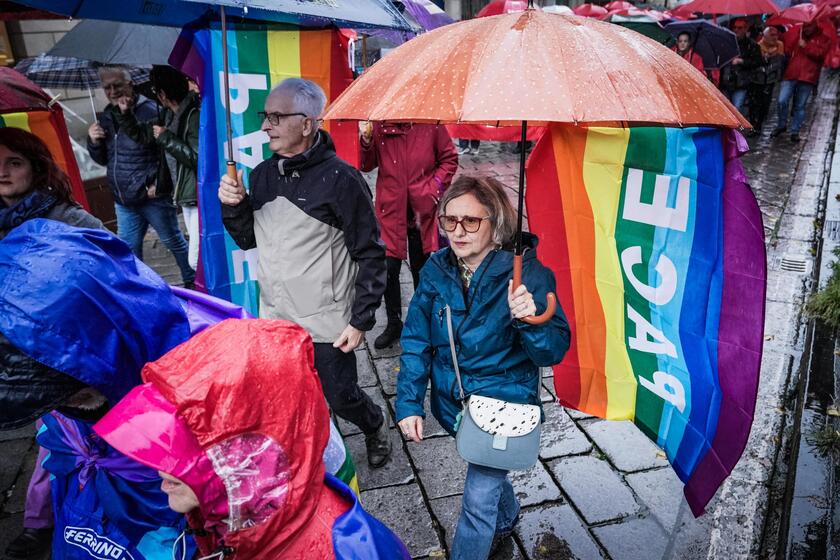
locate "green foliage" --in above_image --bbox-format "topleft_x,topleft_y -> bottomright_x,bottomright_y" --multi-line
806,247 -> 840,328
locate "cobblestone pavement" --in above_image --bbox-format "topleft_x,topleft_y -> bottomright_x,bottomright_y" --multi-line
0,87 -> 832,559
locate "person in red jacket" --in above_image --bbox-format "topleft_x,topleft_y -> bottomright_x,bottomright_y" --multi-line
771,22 -> 832,142
95,319 -> 411,560
672,31 -> 706,74
360,122 -> 458,349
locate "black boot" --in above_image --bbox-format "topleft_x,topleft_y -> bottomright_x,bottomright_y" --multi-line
374,320 -> 403,349
5,528 -> 52,559
365,413 -> 393,468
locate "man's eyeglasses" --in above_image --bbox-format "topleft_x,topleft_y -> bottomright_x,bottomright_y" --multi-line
258,111 -> 308,125
438,215 -> 490,233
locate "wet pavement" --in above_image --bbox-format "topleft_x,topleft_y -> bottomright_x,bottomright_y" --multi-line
1,75 -> 838,559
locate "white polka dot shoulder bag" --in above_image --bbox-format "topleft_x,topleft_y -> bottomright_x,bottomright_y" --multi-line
445,305 -> 542,471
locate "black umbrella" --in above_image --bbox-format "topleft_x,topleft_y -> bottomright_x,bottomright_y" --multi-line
48,20 -> 181,66
664,20 -> 740,69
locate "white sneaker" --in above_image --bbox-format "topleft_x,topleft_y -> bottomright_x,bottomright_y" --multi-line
457,146 -> 471,155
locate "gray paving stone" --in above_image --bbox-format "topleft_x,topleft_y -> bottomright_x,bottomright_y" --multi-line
516,502 -> 604,560
0,439 -> 33,495
565,407 -> 595,421
582,420 -> 668,473
336,387 -> 393,437
549,455 -> 639,524
592,516 -> 668,560
3,443 -> 39,516
429,495 -> 462,551
356,348 -> 378,388
774,213 -> 819,242
0,424 -> 34,442
409,437 -> 466,499
373,355 -> 401,396
510,461 -> 562,507
361,483 -> 443,558
345,429 -> 414,491
539,404 -> 593,460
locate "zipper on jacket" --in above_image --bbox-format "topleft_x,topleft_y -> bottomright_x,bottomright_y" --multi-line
112,130 -> 126,205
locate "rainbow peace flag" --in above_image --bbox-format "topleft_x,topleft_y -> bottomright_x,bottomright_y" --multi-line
170,25 -> 357,312
526,125 -> 765,515
0,110 -> 87,208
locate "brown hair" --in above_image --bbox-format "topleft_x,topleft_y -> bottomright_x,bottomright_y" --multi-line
0,127 -> 74,204
438,175 -> 517,246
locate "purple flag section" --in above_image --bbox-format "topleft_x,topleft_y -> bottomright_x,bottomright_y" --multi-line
684,130 -> 766,515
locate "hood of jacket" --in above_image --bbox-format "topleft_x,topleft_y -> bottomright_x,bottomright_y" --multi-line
96,319 -> 336,557
0,219 -> 190,407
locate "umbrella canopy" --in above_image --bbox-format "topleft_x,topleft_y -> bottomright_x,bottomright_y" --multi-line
323,10 -> 749,128
572,3 -> 608,17
48,20 -> 181,66
665,20 -> 740,69
681,0 -> 780,15
13,0 -> 412,30
766,2 -> 828,24
476,0 -> 529,17
14,55 -> 150,89
669,4 -> 699,19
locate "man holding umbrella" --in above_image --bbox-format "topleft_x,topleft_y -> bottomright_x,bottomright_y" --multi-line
217,78 -> 392,468
719,18 -> 762,114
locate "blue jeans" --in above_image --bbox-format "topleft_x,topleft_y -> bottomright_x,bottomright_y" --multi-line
776,80 -> 815,134
451,463 -> 520,560
727,88 -> 748,113
114,198 -> 195,284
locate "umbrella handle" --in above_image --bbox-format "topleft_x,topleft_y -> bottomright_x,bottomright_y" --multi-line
513,255 -> 557,325
226,161 -> 237,180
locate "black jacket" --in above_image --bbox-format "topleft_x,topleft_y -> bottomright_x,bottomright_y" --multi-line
222,130 -> 386,341
721,36 -> 763,91
87,95 -> 171,206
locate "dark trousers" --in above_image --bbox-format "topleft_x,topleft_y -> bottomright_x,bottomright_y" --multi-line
384,224 -> 428,324
313,342 -> 384,434
748,83 -> 775,130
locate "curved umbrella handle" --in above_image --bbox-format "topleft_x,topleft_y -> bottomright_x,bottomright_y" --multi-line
513,255 -> 557,325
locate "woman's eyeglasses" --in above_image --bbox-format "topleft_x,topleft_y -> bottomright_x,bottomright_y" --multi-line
438,215 -> 490,233
258,111 -> 308,125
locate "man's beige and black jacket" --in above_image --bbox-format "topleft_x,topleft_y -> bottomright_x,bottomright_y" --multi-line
221,130 -> 386,343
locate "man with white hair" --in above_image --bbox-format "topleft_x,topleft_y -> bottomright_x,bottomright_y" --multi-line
87,66 -> 195,287
218,78 -> 391,467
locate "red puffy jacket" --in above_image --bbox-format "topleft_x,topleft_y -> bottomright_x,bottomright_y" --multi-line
361,123 -> 458,260
782,26 -> 832,84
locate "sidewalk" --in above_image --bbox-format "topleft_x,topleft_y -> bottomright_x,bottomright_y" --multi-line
1,80 -> 836,559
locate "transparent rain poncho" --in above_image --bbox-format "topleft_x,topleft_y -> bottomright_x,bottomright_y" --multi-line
206,433 -> 291,532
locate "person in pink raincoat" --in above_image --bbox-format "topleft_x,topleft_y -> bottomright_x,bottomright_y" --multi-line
360,122 -> 458,349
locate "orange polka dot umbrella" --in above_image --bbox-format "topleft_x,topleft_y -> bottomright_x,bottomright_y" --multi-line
323,9 -> 749,128
323,9 -> 749,324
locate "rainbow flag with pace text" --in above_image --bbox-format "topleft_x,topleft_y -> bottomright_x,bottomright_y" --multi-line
170,25 -> 357,312
526,125 -> 765,515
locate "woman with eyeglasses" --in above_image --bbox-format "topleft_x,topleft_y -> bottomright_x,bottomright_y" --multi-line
395,175 -> 570,560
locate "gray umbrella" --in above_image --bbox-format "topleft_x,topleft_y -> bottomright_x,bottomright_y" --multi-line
48,20 -> 181,67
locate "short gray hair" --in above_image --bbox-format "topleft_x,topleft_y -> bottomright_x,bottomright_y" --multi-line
98,66 -> 132,83
439,175 -> 517,246
270,78 -> 327,120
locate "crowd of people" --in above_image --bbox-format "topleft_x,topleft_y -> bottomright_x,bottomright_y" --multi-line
672,16 -> 835,142
1,64 -> 570,559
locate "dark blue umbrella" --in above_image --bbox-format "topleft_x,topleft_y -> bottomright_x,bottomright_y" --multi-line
14,0 -> 412,30
664,20 -> 740,69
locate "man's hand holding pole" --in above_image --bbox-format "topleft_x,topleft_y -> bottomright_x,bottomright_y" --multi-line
218,169 -> 246,206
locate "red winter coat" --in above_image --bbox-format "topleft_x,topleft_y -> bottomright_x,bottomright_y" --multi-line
361,123 -> 458,260
782,26 -> 832,84
673,46 -> 705,74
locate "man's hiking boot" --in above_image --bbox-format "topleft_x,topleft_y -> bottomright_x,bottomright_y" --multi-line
365,416 -> 392,468
374,320 -> 403,350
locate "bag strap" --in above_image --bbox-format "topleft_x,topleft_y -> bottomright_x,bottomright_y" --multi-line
445,304 -> 544,407
444,305 -> 466,405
